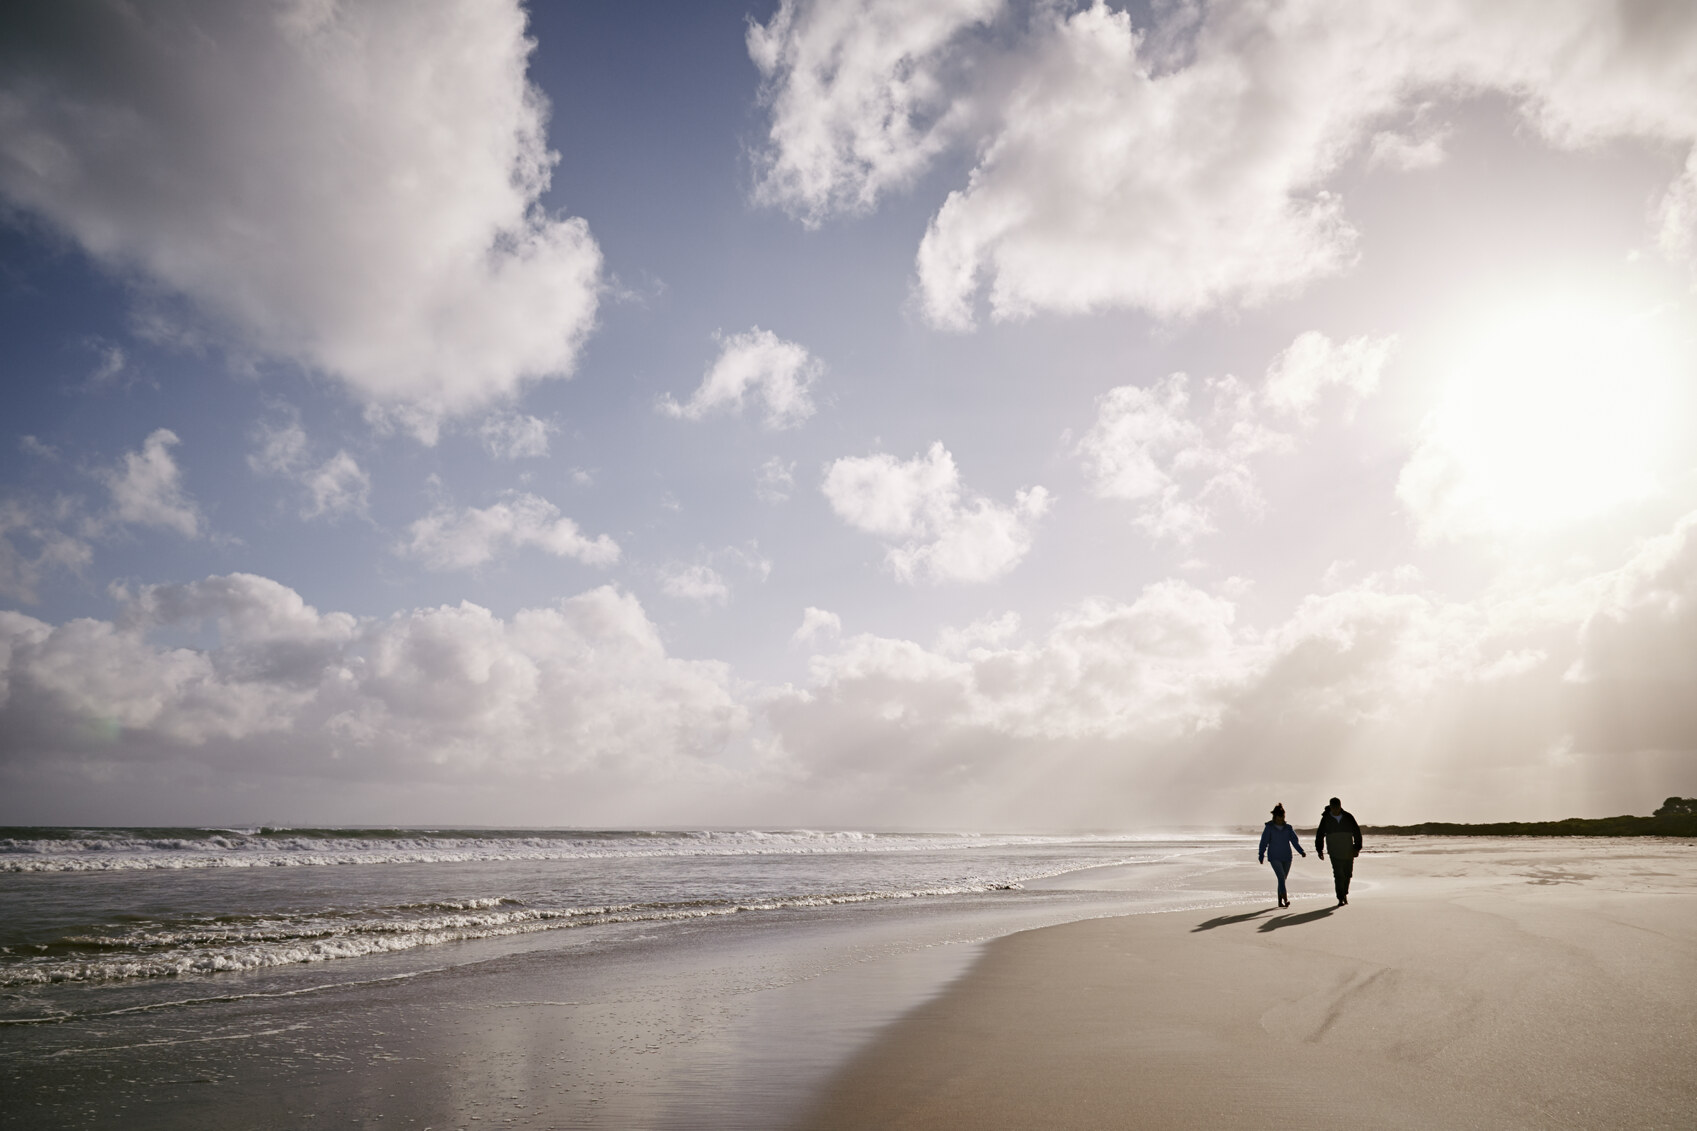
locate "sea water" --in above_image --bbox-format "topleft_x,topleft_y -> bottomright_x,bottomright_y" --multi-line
0,828 -> 1262,1128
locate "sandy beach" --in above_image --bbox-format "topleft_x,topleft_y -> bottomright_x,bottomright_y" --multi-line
798,838 -> 1697,1130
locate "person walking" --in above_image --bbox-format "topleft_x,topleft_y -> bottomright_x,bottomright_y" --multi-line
1257,803 -> 1305,907
1315,797 -> 1362,905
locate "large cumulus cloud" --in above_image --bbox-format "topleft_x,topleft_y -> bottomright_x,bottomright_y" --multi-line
0,574 -> 749,816
0,0 -> 601,427
749,0 -> 1697,327
7,520 -> 1697,826
764,509 -> 1697,828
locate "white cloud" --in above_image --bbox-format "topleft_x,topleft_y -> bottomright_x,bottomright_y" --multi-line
0,0 -> 602,425
751,1 -> 1697,327
19,436 -> 58,461
0,498 -> 93,604
479,412 -> 554,460
249,419 -> 311,478
4,428 -> 220,599
1079,332 -> 1393,540
756,457 -> 797,504
1656,151 -> 1697,267
935,611 -> 1019,656
767,513 -> 1697,825
792,606 -> 842,645
822,441 -> 1050,583
747,0 -> 1003,225
301,451 -> 371,521
8,515 -> 1697,824
1262,330 -> 1396,422
249,415 -> 370,521
0,577 -> 748,790
1368,124 -> 1451,172
661,328 -> 822,430
83,340 -> 130,389
658,544 -> 771,606
1571,511 -> 1697,686
1078,375 -> 1267,542
104,429 -> 202,538
403,492 -> 619,571
660,564 -> 730,605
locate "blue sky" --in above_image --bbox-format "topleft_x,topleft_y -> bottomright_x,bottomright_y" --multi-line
3,0 -> 1697,829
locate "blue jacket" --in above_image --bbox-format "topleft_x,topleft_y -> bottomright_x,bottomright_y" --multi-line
1258,821 -> 1304,864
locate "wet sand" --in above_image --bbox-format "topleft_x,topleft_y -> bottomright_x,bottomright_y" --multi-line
797,838 -> 1697,1130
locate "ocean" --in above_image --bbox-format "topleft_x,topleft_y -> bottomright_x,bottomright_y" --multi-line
1,827 -> 1263,1128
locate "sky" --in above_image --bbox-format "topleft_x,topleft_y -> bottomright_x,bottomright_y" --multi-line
2,0 -> 1696,830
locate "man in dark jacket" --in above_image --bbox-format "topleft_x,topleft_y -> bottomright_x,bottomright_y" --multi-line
1315,797 -> 1362,905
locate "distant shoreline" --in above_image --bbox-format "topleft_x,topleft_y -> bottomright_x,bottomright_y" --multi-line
1360,815 -> 1697,837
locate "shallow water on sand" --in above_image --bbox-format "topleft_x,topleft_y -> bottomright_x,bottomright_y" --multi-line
0,831 -> 1267,1129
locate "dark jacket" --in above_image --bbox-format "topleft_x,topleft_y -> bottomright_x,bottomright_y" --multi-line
1315,809 -> 1362,857
1259,821 -> 1305,864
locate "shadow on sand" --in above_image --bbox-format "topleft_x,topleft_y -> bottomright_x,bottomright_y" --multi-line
1190,908 -> 1274,932
1257,906 -> 1336,932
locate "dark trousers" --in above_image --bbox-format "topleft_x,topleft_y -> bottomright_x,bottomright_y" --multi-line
1269,857 -> 1291,900
1325,833 -> 1354,899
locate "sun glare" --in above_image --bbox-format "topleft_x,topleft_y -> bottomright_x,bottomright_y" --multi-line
1403,296 -> 1684,538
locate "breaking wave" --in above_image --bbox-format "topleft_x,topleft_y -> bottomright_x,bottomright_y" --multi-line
0,883 -> 1024,986
0,826 -> 1180,873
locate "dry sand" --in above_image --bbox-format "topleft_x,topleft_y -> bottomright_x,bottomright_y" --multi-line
796,838 -> 1697,1130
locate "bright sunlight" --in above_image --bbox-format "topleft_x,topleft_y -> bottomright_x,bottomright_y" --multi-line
1399,295 -> 1683,539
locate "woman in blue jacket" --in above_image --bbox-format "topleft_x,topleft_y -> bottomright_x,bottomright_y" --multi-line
1258,803 -> 1305,907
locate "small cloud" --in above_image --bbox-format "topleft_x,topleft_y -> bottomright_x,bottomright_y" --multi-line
1078,331 -> 1394,542
793,606 -> 842,645
661,328 -> 822,430
724,541 -> 773,584
1076,375 -> 1267,542
659,544 -> 770,607
19,436 -> 58,460
660,564 -> 730,605
1262,331 -> 1396,423
249,410 -> 369,521
756,457 -> 796,504
301,451 -> 371,520
248,417 -> 310,477
1320,559 -> 1357,591
0,497 -> 93,603
103,428 -> 202,537
85,340 -> 128,388
479,412 -> 554,460
402,492 -> 619,571
822,442 -> 1050,583
363,402 -> 445,447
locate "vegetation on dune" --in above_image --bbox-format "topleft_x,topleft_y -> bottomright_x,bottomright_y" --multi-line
1365,797 -> 1697,837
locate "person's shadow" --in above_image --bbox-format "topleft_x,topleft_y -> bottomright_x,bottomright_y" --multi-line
1257,906 -> 1335,931
1190,908 -> 1273,932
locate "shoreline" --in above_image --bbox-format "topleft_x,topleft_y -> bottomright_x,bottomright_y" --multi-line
0,842 -> 1268,1130
795,837 -> 1697,1130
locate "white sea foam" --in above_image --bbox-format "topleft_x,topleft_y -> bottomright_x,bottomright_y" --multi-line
0,881 -> 1044,986
0,828 -> 1246,995
0,828 -> 1203,873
